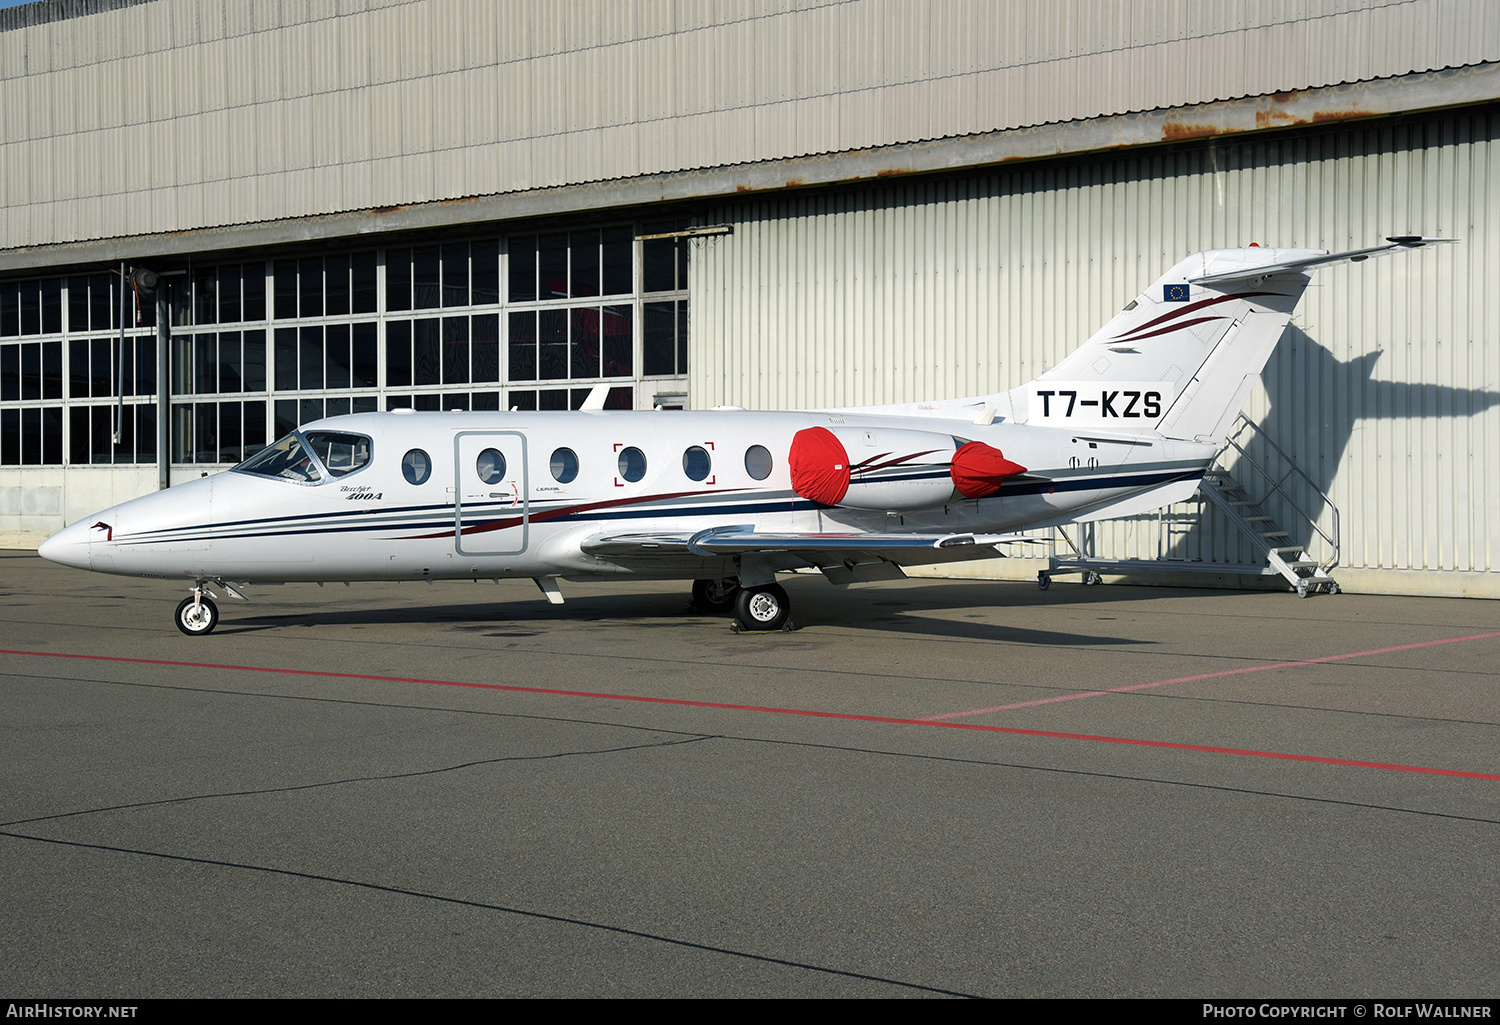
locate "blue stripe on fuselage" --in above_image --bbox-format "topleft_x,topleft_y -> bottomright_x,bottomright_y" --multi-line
115,468 -> 1201,545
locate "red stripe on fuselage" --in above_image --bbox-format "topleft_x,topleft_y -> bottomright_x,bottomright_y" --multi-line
398,487 -> 748,540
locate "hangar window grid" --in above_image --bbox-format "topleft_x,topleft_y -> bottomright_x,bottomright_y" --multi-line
1,274 -> 157,467
162,220 -> 690,464
3,218 -> 692,467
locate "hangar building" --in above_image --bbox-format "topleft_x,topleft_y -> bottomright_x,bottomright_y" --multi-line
2,0 -> 1498,597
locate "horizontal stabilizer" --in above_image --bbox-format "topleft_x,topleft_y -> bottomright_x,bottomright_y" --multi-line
1188,237 -> 1456,285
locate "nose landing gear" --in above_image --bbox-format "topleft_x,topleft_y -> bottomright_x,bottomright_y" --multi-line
175,588 -> 220,636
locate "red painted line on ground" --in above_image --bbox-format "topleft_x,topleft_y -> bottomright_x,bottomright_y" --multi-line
4,647 -> 1499,782
921,630 -> 1500,721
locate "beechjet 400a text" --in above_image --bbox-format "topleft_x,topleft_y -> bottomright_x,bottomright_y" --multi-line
40,238 -> 1451,635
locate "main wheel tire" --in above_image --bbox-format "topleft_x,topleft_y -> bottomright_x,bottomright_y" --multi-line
175,595 -> 219,636
734,583 -> 789,632
692,577 -> 740,613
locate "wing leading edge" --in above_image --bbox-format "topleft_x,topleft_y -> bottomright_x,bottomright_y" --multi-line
581,525 -> 1051,583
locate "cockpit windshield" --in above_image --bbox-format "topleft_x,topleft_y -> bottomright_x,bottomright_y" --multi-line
235,431 -> 373,483
234,433 -> 324,483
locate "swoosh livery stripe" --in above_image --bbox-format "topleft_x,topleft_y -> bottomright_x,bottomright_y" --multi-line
1111,315 -> 1229,344
1110,291 -> 1282,344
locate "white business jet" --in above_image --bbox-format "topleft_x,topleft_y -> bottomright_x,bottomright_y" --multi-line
39,238 -> 1450,635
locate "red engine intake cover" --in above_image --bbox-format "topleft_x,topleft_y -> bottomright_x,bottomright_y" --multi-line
788,427 -> 851,506
950,441 -> 1027,498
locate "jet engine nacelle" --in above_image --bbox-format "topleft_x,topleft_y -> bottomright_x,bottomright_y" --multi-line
789,426 -> 1028,512
786,426 -> 950,512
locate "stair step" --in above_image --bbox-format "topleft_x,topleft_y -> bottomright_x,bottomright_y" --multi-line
1286,560 -> 1320,569
1260,531 -> 1289,538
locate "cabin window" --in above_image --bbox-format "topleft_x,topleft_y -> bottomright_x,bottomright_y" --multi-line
235,432 -> 323,483
682,446 -> 711,481
402,448 -> 432,485
550,447 -> 578,483
744,445 -> 773,481
303,431 -> 371,477
476,447 -> 506,484
617,446 -> 646,482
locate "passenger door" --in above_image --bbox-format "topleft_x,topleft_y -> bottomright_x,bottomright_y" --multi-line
453,430 -> 528,555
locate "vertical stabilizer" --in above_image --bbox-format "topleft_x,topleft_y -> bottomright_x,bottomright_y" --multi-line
1009,247 -> 1319,443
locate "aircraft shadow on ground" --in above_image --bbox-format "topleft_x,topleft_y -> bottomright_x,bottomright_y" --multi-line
204,578 -> 1210,647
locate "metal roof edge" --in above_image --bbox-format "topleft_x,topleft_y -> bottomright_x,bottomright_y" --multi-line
3,63 -> 1497,274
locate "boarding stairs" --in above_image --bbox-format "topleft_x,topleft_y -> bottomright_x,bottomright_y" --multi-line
1043,415 -> 1341,597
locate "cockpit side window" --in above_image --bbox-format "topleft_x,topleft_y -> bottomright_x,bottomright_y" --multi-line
304,431 -> 372,477
234,433 -> 323,483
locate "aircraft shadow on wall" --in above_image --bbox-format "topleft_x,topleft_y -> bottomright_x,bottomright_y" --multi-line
1148,329 -> 1500,566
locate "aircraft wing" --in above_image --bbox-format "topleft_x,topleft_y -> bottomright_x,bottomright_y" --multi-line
581,525 -> 1051,581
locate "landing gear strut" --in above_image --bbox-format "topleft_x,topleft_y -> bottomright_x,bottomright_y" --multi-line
692,577 -> 740,613
175,589 -> 219,636
732,582 -> 791,632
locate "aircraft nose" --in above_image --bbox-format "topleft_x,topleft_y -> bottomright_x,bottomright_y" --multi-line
38,519 -> 94,571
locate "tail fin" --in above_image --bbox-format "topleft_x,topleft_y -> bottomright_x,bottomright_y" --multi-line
1011,247 -> 1313,443
1009,238 -> 1454,444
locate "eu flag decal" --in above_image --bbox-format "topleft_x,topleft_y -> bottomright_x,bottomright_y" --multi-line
1163,283 -> 1190,302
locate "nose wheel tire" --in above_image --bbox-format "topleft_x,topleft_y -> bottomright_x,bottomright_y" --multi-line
733,583 -> 790,632
175,595 -> 220,636
692,577 -> 740,613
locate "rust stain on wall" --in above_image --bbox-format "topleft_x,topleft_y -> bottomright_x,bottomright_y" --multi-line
1160,122 -> 1221,141
1256,109 -> 1302,129
1311,107 -> 1371,123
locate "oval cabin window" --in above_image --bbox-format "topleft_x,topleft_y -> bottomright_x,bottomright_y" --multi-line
476,448 -> 506,484
618,446 -> 647,483
550,447 -> 579,483
682,446 -> 711,482
402,449 -> 432,485
744,445 -> 773,481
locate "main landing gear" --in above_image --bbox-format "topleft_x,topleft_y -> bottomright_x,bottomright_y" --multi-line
175,590 -> 219,636
696,577 -> 793,632
691,577 -> 740,613
730,582 -> 791,633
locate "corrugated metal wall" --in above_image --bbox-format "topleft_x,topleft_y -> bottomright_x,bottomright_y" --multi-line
3,0 -> 1499,249
691,109 -> 1500,591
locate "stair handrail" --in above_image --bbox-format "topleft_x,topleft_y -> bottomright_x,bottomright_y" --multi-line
1217,414 -> 1340,571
